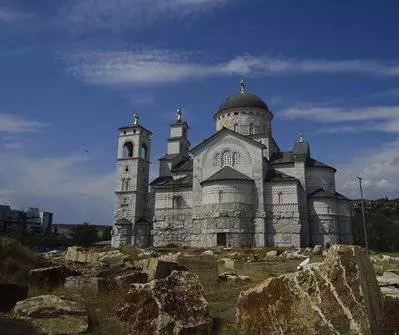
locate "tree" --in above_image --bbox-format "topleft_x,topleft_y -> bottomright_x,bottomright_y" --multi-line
102,226 -> 112,240
70,223 -> 99,247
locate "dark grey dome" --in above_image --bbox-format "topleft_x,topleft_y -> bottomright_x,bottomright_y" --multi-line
218,93 -> 268,113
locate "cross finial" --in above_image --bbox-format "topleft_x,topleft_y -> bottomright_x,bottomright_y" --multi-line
133,112 -> 139,126
299,132 -> 304,143
177,107 -> 183,123
240,79 -> 245,94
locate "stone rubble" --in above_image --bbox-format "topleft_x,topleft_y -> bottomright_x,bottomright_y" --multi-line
14,295 -> 88,335
236,245 -> 384,335
117,270 -> 213,335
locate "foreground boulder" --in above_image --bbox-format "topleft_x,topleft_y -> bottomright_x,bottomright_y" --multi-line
236,245 -> 384,335
65,246 -> 100,264
14,295 -> 88,334
0,282 -> 28,312
137,257 -> 186,281
64,275 -> 114,293
118,270 -> 212,334
29,266 -> 80,288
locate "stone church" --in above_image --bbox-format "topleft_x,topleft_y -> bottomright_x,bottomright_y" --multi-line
111,81 -> 353,248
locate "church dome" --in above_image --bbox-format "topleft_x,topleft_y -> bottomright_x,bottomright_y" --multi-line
218,93 -> 268,113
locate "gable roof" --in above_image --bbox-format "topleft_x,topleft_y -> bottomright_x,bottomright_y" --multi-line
151,174 -> 193,189
200,166 -> 253,185
190,127 -> 264,155
270,151 -> 336,172
308,188 -> 350,200
171,158 -> 193,173
265,169 -> 299,183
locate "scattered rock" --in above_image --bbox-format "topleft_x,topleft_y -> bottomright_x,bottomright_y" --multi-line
29,266 -> 80,288
114,271 -> 148,289
220,258 -> 235,270
14,295 -> 88,335
118,270 -> 212,334
137,257 -> 186,281
265,250 -> 278,258
296,257 -> 310,270
65,275 -> 114,293
65,246 -> 101,264
312,244 -> 323,255
382,255 -> 399,262
98,250 -> 127,266
236,245 -> 384,335
137,250 -> 159,259
41,250 -> 66,261
201,250 -> 214,256
0,282 -> 28,312
381,286 -> 399,298
218,272 -> 251,282
377,271 -> 399,287
281,250 -> 307,259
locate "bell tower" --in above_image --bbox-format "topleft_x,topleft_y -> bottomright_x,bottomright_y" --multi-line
111,112 -> 152,247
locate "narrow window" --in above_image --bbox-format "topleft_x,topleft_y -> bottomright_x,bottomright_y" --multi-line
214,153 -> 220,167
173,196 -> 182,209
249,123 -> 254,135
218,191 -> 224,203
234,123 -> 238,132
123,142 -> 134,158
141,144 -> 147,160
125,166 -> 129,172
222,150 -> 232,167
278,192 -> 283,204
233,152 -> 240,166
126,178 -> 130,191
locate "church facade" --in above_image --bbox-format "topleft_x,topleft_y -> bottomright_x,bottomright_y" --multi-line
111,82 -> 353,248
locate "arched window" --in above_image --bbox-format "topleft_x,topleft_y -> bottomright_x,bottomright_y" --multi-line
214,153 -> 221,167
125,166 -> 129,172
140,143 -> 147,160
123,142 -> 134,158
249,123 -> 254,135
218,191 -> 224,203
278,191 -> 283,204
172,196 -> 183,209
125,178 -> 130,191
121,178 -> 125,191
222,150 -> 232,167
234,123 -> 238,132
233,152 -> 240,166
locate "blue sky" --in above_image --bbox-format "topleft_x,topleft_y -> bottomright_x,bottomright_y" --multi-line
1,0 -> 399,224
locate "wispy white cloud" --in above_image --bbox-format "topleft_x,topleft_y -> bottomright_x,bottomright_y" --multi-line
0,153 -> 115,224
0,8 -> 34,22
63,49 -> 399,86
58,0 -> 236,32
280,106 -> 399,134
0,114 -> 48,133
336,140 -> 399,199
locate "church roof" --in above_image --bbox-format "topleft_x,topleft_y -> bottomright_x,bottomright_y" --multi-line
265,170 -> 298,183
200,166 -> 253,185
171,158 -> 193,172
150,175 -> 193,189
270,151 -> 336,172
216,93 -> 269,115
308,188 -> 350,200
191,127 -> 264,155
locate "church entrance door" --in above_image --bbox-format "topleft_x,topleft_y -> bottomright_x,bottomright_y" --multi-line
217,233 -> 227,247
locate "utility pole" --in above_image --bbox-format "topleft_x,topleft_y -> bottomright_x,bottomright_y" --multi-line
357,177 -> 368,250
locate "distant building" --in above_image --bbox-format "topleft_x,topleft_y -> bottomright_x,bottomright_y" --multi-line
0,205 -> 54,235
40,211 -> 53,233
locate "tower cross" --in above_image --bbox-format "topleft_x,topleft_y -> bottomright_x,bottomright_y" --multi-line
240,79 -> 246,94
